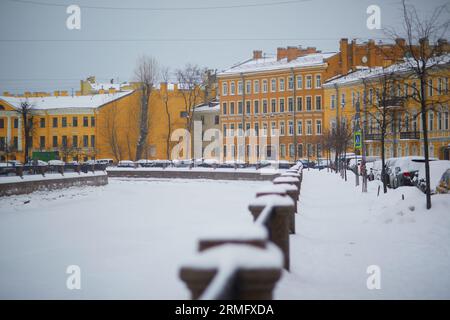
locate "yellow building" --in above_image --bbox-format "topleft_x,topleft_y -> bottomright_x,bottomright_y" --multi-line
323,55 -> 450,160
0,81 -> 208,163
217,39 -> 410,162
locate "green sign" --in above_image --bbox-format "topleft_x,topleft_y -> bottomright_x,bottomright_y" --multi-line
32,151 -> 59,162
354,131 -> 362,150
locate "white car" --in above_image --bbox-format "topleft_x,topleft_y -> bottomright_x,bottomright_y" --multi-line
48,160 -> 65,166
96,159 -> 114,166
117,160 -> 135,168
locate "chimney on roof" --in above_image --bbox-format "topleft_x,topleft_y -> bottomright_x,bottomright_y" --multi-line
287,46 -> 298,62
437,38 -> 449,53
253,50 -> 263,60
277,47 -> 287,61
395,38 -> 406,47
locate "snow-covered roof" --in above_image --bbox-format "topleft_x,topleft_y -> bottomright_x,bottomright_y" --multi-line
324,53 -> 450,87
219,52 -> 337,76
0,91 -> 134,111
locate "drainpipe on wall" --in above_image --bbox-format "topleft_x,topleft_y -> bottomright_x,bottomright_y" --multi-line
291,68 -> 297,163
241,72 -> 246,164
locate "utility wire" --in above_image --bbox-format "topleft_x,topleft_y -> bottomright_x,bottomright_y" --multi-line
5,0 -> 314,11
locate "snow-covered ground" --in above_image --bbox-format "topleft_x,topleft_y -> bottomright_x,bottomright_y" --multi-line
275,169 -> 450,299
0,178 -> 270,299
1,171 -> 449,299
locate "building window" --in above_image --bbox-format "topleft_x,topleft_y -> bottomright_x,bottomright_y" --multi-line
289,144 -> 295,157
288,97 -> 294,112
297,97 -> 302,112
91,117 -> 95,127
246,101 -> 251,114
280,121 -> 285,135
39,118 -> 45,128
306,75 -> 312,89
262,100 -> 268,114
83,135 -> 89,147
331,94 -> 336,109
444,111 -> 449,130
223,124 -> 227,136
237,123 -> 243,136
237,81 -> 243,95
61,117 -> 67,128
262,79 -> 268,93
245,123 -> 251,136
72,116 -> 78,127
254,80 -> 260,94
238,101 -> 243,114
316,119 -> 322,135
51,136 -> 57,148
271,78 -> 276,92
280,144 -> 286,158
14,118 -> 18,128
39,136 -> 45,149
230,81 -> 235,95
428,111 -> 434,131
222,82 -> 228,96
315,75 -> 322,88
91,135 -> 95,147
288,120 -> 294,136
230,123 -> 235,137
222,102 -> 227,115
306,119 -> 312,135
288,76 -> 294,90
230,102 -> 235,115
271,99 -> 276,113
83,116 -> 88,127
62,135 -> 68,147
254,122 -> 259,136
279,78 -> 285,91
296,75 -> 302,89
13,136 -> 18,149
262,122 -> 268,136
279,98 -> 285,113
297,120 -> 302,135
246,80 -> 251,94
271,122 -> 276,136
0,119 -> 4,129
254,100 -> 259,114
214,115 -> 220,125
437,112 -> 442,130
315,96 -> 322,110
306,96 -> 312,111
297,144 -> 303,158
341,93 -> 346,108
72,136 -> 78,148
428,79 -> 433,97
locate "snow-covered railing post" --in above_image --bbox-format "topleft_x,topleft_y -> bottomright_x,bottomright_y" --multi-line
249,195 -> 294,270
15,166 -> 23,178
179,243 -> 283,300
273,175 -> 300,192
255,185 -> 297,233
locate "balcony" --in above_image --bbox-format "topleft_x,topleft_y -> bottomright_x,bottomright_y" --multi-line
400,131 -> 420,140
385,97 -> 405,110
365,133 -> 382,141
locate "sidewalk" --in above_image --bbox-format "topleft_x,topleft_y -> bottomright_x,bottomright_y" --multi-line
275,169 -> 450,299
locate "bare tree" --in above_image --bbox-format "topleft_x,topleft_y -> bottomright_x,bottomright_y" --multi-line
134,55 -> 160,161
175,64 -> 206,158
384,0 -> 450,208
362,68 -> 405,193
14,100 -> 35,163
102,101 -> 123,162
160,67 -> 172,160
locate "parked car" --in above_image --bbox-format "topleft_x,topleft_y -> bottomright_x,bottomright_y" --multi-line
416,160 -> 450,194
197,159 -> 219,167
0,162 -> 17,175
387,156 -> 437,189
136,159 -> 153,167
152,160 -> 171,168
48,159 -> 65,166
117,160 -> 135,168
436,168 -> 450,194
7,160 -> 22,167
96,159 -> 114,166
67,160 -> 79,166
172,159 -> 194,167
24,160 -> 48,167
83,160 -> 96,165
297,159 -> 314,168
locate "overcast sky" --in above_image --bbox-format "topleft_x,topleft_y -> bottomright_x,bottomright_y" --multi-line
0,0 -> 448,93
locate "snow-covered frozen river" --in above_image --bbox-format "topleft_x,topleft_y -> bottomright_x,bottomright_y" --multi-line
0,178 -> 270,299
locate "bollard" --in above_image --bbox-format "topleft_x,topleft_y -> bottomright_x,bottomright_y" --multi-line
75,164 -> 81,174
180,243 -> 283,300
15,166 -> 24,179
273,175 -> 300,191
57,165 -> 64,176
248,194 -> 294,270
